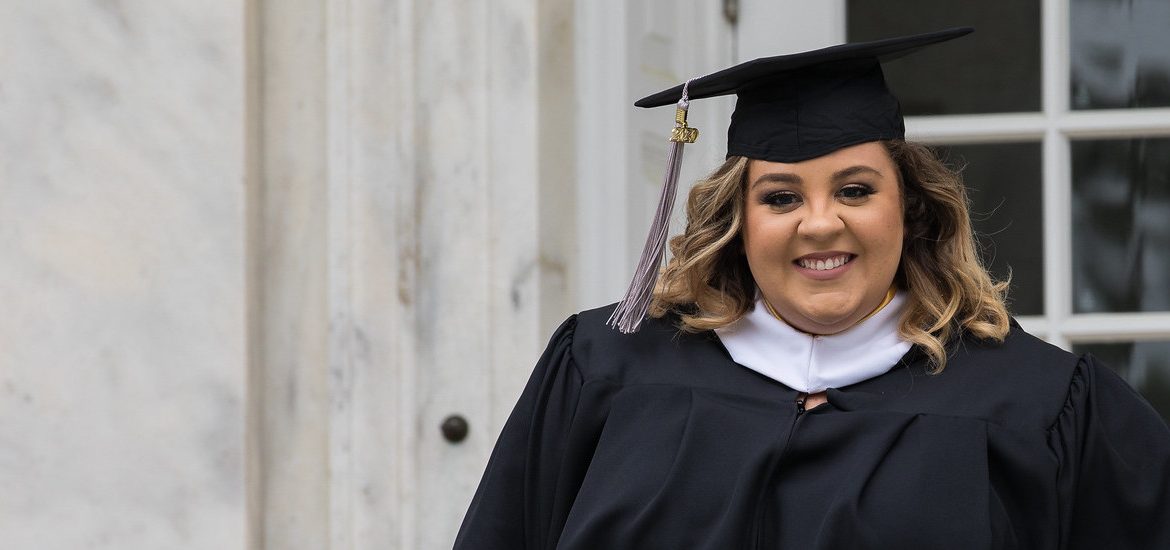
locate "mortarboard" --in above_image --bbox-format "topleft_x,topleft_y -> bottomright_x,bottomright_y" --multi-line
608,27 -> 974,333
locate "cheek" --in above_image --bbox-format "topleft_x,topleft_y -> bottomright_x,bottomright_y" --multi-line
873,220 -> 905,265
741,206 -> 767,252
741,207 -> 793,269
872,197 -> 905,255
853,208 -> 904,265
744,210 -> 793,245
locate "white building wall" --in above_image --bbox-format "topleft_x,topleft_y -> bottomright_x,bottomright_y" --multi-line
1,0 -> 574,548
0,1 -> 247,548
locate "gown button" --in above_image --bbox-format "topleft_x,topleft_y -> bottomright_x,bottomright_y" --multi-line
441,414 -> 470,443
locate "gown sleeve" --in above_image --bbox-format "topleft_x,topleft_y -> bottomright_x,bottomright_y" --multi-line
454,315 -> 584,550
1052,353 -> 1170,549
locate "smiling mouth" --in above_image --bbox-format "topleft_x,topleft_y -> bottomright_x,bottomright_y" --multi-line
795,254 -> 855,271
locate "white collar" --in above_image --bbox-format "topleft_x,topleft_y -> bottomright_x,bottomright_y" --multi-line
714,292 -> 911,393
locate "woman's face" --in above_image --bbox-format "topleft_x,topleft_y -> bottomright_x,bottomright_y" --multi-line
742,141 -> 904,335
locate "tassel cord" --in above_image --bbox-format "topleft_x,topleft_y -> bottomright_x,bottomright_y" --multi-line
607,80 -> 696,333
608,141 -> 686,333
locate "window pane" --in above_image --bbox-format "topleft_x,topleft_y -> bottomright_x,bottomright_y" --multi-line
847,0 -> 1041,115
1071,0 -> 1170,109
1073,341 -> 1170,424
934,142 -> 1045,315
1072,138 -> 1170,313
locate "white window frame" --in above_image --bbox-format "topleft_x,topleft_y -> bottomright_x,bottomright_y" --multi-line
900,0 -> 1170,349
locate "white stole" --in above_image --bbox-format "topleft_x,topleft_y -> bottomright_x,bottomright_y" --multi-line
715,293 -> 911,393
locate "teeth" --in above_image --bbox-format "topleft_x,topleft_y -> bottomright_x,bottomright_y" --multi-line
799,255 -> 851,271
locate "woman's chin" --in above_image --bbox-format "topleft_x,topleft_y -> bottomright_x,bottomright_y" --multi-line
789,310 -> 859,335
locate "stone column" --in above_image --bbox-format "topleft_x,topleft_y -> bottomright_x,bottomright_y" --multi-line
0,1 -> 248,548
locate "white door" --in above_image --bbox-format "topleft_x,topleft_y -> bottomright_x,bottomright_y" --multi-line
576,0 -> 736,310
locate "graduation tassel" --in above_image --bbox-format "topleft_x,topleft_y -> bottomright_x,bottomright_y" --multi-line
608,81 -> 699,333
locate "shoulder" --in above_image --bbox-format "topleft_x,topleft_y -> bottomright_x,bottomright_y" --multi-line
855,320 -> 1081,430
948,320 -> 1080,381
570,303 -> 706,375
564,304 -> 762,391
572,303 -> 689,350
934,320 -> 1082,428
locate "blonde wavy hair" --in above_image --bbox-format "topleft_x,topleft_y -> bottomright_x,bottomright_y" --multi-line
649,140 -> 1011,372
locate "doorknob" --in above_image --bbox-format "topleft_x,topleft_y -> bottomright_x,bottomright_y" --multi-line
441,414 -> 469,443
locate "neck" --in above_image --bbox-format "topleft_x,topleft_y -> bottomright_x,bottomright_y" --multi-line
762,285 -> 898,336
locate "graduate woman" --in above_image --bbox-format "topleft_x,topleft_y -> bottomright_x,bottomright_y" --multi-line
455,28 -> 1170,549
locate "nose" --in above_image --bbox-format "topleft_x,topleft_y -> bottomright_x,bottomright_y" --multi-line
796,201 -> 845,240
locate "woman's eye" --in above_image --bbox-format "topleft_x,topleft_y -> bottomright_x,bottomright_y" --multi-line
838,185 -> 875,200
762,192 -> 801,208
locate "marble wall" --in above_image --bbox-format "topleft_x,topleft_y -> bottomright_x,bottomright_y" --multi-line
0,1 -> 246,548
0,0 -> 575,548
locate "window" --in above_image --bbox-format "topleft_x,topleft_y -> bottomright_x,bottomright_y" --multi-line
847,0 -> 1170,421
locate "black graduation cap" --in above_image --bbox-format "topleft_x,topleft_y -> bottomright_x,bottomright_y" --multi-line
636,26 -> 972,162
608,27 -> 974,333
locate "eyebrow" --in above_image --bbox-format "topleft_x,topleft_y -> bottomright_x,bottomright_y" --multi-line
831,165 -> 883,182
750,172 -> 803,189
750,165 -> 883,189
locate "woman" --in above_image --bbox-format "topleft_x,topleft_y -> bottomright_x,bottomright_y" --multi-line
455,28 -> 1170,549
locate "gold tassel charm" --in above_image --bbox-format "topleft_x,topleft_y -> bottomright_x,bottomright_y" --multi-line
670,105 -> 699,143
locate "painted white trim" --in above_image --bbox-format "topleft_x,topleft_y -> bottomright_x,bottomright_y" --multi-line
1042,0 -> 1072,351
905,114 -> 1048,143
1043,129 -> 1072,351
905,109 -> 1170,143
1045,0 -> 1070,349
1058,109 -> 1170,138
1043,0 -> 1069,115
1061,314 -> 1170,343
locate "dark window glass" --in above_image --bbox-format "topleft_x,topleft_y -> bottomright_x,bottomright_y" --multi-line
1073,341 -> 1170,424
1072,138 -> 1170,313
934,142 -> 1044,315
847,0 -> 1041,115
1071,0 -> 1170,109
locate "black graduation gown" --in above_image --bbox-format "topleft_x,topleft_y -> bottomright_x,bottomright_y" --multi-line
454,305 -> 1170,549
